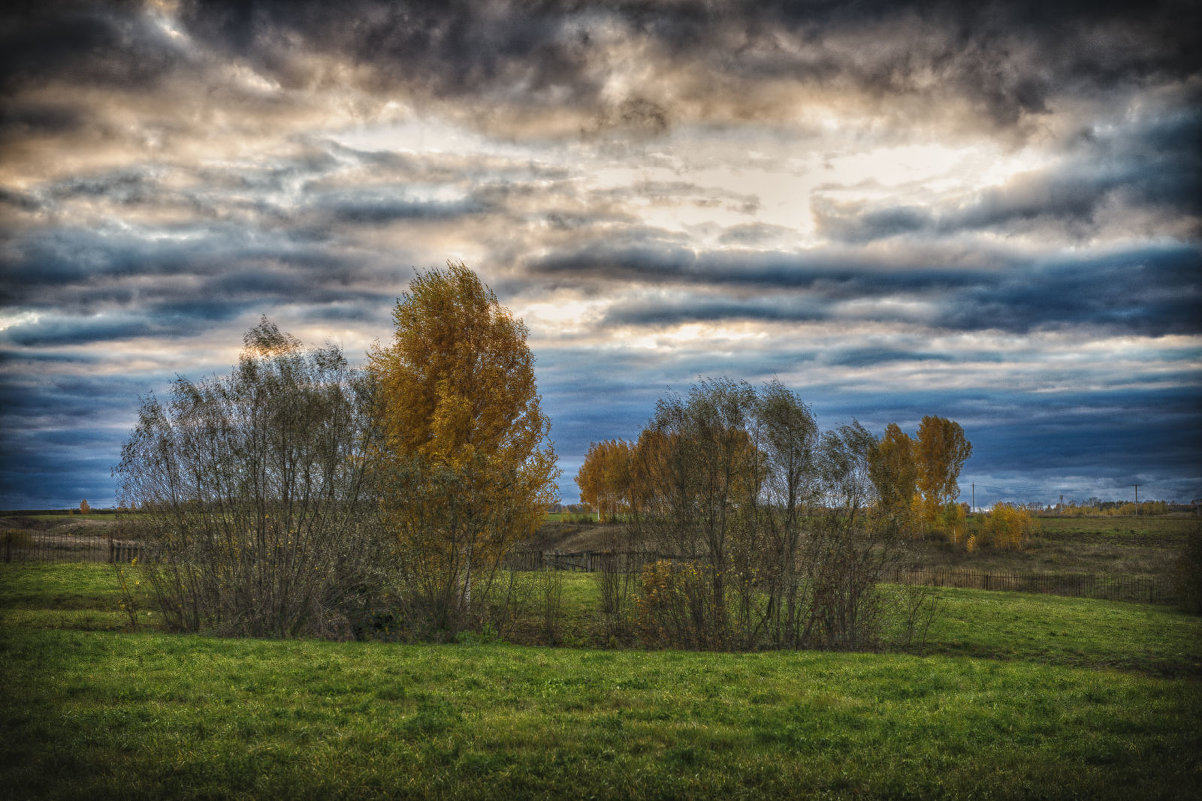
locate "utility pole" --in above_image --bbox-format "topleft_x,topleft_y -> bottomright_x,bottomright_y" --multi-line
971,482 -> 975,513
1134,483 -> 1140,516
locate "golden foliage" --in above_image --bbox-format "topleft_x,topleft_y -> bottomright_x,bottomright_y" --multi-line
979,503 -> 1034,549
576,439 -> 635,522
915,416 -> 972,521
869,423 -> 917,532
369,262 -> 559,625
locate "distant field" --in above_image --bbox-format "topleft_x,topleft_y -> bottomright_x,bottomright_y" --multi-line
1032,514 -> 1197,538
1,563 -> 1199,799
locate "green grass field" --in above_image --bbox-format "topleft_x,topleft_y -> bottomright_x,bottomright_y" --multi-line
2,563 -> 1200,799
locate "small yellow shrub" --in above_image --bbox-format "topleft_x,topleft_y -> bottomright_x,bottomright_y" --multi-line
979,503 -> 1034,549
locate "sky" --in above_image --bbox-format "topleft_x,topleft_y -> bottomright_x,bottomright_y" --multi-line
1,0 -> 1200,509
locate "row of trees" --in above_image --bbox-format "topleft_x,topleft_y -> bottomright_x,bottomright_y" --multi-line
117,263 -> 559,639
577,411 -> 973,542
1054,500 -> 1172,517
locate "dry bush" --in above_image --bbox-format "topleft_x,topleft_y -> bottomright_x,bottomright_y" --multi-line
636,560 -> 724,649
115,319 -> 395,639
624,381 -> 934,653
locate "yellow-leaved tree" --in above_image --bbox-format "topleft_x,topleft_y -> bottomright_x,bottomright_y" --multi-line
370,262 -> 559,634
915,415 -> 972,538
868,423 -> 917,535
576,439 -> 635,522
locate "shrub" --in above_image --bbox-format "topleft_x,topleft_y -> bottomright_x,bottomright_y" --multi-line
636,560 -> 721,650
978,503 -> 1034,549
115,319 -> 394,639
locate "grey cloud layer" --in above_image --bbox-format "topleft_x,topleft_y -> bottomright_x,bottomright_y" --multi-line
529,240 -> 1201,336
815,111 -> 1202,243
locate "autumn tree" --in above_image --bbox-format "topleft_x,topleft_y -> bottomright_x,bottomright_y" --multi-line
79,499 -> 91,515
915,415 -> 973,533
868,423 -> 917,535
756,379 -> 819,648
370,262 -> 559,635
576,439 -> 635,522
973,502 -> 1033,550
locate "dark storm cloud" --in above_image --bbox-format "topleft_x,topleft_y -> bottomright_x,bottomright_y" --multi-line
0,2 -> 187,93
0,186 -> 41,213
157,0 -> 1200,135
0,349 -> 98,366
604,299 -> 818,328
0,215 -> 409,347
0,102 -> 87,143
822,348 -> 959,368
530,241 -> 989,292
942,245 -> 1202,335
0,312 -> 225,348
0,370 -> 154,508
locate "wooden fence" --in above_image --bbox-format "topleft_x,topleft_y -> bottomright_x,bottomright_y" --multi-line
504,549 -> 682,574
880,566 -> 1174,605
504,549 -> 1176,606
1,530 -> 153,565
4,535 -> 1175,606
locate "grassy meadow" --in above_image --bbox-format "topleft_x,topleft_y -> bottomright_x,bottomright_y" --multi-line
2,560 -> 1200,800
